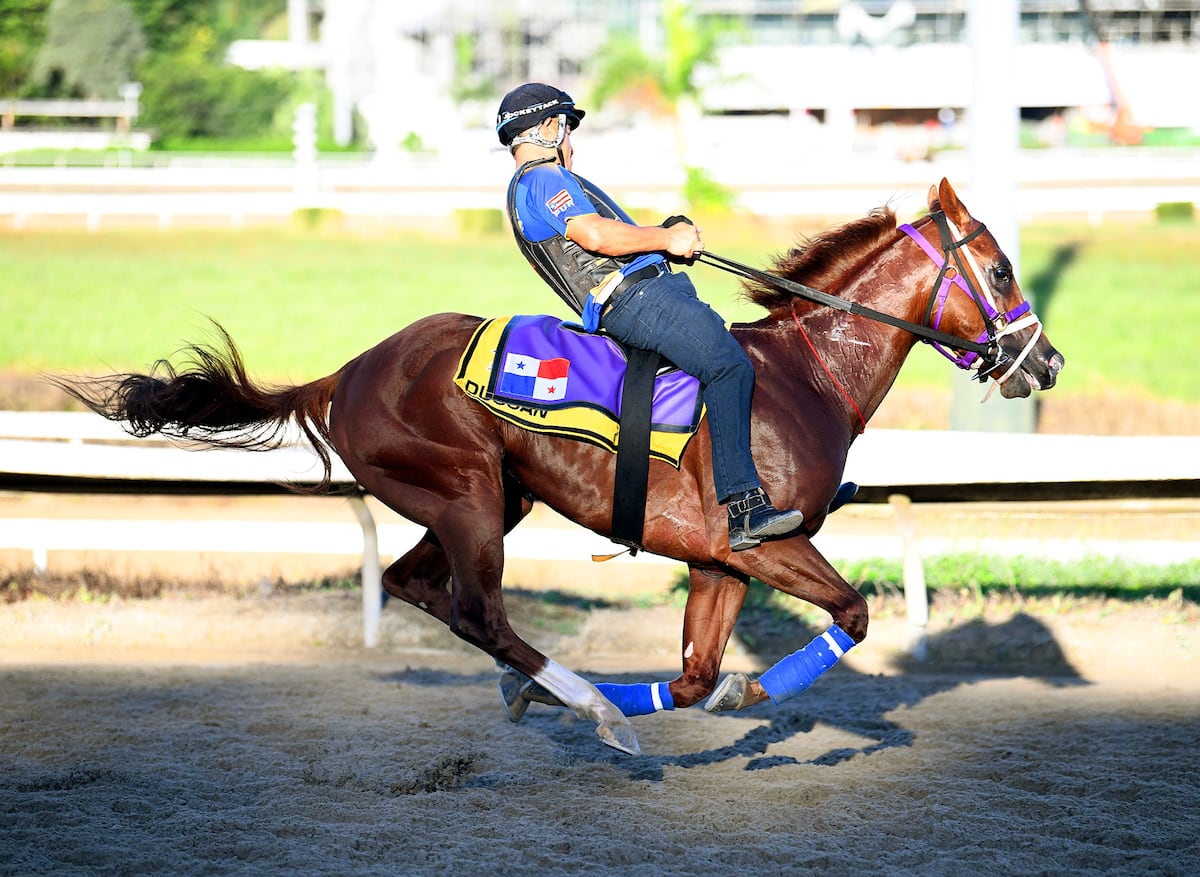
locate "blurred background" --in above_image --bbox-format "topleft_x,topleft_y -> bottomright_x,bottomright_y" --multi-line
1,0 -> 1198,434
2,1 -> 1198,214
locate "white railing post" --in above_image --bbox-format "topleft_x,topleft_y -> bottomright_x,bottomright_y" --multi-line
349,493 -> 382,648
888,493 -> 929,660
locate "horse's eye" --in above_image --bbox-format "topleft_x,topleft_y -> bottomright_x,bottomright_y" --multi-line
992,264 -> 1013,288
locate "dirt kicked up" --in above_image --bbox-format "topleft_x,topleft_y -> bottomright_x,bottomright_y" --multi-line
2,589 -> 1198,876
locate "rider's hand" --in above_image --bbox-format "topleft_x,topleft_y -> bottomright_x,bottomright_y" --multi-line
663,218 -> 703,260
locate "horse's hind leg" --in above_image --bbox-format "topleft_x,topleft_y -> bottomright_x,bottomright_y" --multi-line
362,467 -> 640,755
380,474 -> 533,623
378,486 -> 560,722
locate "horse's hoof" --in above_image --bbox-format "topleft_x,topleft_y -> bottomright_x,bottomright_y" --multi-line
498,665 -> 566,723
520,680 -> 565,707
596,720 -> 642,756
497,667 -> 531,723
704,673 -> 754,712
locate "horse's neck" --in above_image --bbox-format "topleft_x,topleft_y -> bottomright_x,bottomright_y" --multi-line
763,258 -> 925,434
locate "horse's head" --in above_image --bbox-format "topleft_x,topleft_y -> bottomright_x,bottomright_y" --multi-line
910,178 -> 1065,399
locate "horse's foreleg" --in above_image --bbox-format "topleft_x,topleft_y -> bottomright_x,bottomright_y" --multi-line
580,566 -> 753,717
707,538 -> 867,713
663,566 -> 750,708
733,537 -> 868,642
516,565 -> 751,721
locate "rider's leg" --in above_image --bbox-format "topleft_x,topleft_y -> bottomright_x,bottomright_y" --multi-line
602,272 -> 804,550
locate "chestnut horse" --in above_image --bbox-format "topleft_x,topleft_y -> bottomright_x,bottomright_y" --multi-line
57,179 -> 1063,755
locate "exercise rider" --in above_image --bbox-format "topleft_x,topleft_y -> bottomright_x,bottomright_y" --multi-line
496,82 -> 807,551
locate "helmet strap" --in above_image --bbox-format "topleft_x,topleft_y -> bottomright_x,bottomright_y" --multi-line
509,114 -> 568,154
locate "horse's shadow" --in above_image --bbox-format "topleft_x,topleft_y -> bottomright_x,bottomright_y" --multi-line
380,611 -> 1085,781
638,609 -> 1089,782
597,611 -> 1085,780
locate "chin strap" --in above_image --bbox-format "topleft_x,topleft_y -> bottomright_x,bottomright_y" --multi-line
508,113 -> 568,153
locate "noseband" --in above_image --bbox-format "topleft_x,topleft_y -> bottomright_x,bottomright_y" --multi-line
900,211 -> 1044,386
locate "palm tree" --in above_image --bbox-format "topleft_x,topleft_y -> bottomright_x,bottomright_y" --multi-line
587,0 -> 737,213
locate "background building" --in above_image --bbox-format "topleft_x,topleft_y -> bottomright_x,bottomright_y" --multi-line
228,0 -> 1200,157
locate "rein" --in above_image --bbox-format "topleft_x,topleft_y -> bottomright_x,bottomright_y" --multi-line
697,210 -> 1023,382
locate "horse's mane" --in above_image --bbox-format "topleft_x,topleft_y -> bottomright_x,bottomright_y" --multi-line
741,207 -> 898,311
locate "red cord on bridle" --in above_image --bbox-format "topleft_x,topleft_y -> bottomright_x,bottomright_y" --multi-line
791,302 -> 867,435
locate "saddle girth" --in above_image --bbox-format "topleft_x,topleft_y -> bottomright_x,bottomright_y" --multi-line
610,346 -> 661,555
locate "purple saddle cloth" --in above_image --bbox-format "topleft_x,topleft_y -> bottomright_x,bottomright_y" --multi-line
486,315 -> 703,434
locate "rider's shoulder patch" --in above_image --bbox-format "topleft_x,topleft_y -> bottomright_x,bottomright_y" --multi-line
546,188 -> 574,216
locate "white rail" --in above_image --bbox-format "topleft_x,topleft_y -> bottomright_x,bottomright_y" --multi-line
1,148 -> 1196,226
2,411 -> 1198,652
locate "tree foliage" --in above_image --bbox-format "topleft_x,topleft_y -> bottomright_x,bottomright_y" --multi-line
127,0 -> 285,53
0,0 -> 296,145
136,24 -> 291,144
0,0 -> 51,95
588,0 -> 730,114
31,0 -> 146,98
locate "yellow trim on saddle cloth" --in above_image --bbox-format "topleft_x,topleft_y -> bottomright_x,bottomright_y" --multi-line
453,317 -> 698,468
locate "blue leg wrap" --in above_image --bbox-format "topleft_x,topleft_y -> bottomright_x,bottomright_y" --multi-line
758,625 -> 856,705
595,682 -> 675,717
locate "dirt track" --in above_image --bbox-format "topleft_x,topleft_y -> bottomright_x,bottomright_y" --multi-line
2,588 -> 1198,877
3,384 -> 1199,875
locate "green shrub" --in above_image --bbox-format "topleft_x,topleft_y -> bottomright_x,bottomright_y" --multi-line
137,35 -> 292,145
292,207 -> 344,230
454,208 -> 504,236
684,165 -> 736,214
1155,201 -> 1195,224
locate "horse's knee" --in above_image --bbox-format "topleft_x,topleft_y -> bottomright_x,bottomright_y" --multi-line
834,590 -> 869,643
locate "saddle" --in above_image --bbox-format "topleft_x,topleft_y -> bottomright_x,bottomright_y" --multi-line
453,315 -> 705,551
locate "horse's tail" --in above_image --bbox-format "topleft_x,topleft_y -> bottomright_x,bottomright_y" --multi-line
50,323 -> 344,493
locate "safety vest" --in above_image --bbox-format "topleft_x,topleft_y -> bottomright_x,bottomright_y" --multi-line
506,158 -> 646,316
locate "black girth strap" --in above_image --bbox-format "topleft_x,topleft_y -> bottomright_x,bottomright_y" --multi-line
610,346 -> 660,554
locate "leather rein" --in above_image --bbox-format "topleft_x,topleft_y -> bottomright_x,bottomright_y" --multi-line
697,210 -> 1029,383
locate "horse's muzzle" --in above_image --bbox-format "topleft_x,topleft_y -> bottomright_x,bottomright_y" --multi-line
1000,343 -> 1065,399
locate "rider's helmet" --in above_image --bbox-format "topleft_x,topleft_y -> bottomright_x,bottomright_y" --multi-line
496,83 -> 585,151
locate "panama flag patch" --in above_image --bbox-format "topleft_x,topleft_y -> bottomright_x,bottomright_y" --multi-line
498,353 -> 570,401
546,188 -> 574,216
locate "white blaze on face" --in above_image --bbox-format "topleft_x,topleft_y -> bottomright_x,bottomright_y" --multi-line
945,215 -> 1044,391
684,641 -> 695,659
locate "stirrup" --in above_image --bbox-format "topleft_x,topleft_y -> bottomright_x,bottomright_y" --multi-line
727,488 -> 805,551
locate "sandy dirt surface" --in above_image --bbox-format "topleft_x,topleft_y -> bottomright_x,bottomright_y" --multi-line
3,384 -> 1199,875
2,583 -> 1198,877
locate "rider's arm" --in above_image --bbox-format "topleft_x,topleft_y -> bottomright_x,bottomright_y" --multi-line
566,213 -> 703,260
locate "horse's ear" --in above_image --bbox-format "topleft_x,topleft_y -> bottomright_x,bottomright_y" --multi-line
937,178 -> 972,227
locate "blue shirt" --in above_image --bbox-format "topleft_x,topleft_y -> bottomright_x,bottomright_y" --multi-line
512,163 -> 664,278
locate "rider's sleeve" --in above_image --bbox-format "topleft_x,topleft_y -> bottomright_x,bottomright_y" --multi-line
517,165 -> 595,242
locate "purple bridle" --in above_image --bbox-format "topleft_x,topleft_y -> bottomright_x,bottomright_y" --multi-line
899,216 -> 1031,372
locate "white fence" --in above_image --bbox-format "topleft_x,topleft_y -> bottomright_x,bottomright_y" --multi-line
1,147 -> 1197,228
2,411 -> 1198,651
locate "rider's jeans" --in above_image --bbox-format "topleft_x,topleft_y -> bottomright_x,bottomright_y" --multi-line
601,270 -> 761,503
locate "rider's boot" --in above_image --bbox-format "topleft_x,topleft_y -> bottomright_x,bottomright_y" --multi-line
726,487 -> 805,551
